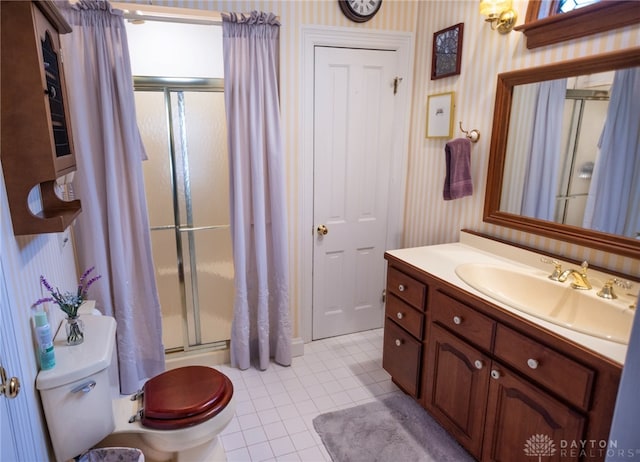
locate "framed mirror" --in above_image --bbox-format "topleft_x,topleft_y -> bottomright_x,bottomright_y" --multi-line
515,0 -> 640,49
484,47 -> 640,260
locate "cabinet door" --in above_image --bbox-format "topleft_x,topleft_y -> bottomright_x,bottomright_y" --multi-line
33,3 -> 76,175
383,319 -> 422,397
483,364 -> 586,462
424,324 -> 490,459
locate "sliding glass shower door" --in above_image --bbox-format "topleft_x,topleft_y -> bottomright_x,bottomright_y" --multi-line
134,77 -> 233,353
555,89 -> 609,227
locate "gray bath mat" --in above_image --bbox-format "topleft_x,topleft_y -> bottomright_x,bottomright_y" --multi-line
313,393 -> 474,462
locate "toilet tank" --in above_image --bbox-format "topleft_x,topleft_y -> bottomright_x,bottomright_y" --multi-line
36,315 -> 118,462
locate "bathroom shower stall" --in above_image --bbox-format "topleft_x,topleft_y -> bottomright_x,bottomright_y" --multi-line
554,88 -> 609,227
123,13 -> 233,354
134,78 -> 233,353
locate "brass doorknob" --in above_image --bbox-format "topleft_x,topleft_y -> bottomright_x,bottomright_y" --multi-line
0,366 -> 20,399
317,225 -> 328,236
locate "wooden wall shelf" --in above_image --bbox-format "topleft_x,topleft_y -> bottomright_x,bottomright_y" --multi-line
515,1 -> 640,49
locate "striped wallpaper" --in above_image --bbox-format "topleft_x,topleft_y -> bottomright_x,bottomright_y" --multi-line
405,1 -> 639,277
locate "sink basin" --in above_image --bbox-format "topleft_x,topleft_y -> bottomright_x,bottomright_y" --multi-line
455,263 -> 635,344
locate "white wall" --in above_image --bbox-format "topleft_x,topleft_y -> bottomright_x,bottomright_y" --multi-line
0,171 -> 79,459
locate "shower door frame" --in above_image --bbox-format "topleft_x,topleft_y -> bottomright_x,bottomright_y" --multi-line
555,88 -> 610,226
134,76 -> 230,354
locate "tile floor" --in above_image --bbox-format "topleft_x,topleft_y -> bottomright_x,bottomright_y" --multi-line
216,328 -> 400,462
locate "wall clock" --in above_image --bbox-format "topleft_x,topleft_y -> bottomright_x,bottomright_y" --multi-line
338,0 -> 383,23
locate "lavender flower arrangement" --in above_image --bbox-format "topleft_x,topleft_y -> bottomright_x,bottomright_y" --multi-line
34,267 -> 101,318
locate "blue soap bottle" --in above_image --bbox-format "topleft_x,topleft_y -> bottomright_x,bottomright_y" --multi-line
35,309 -> 55,370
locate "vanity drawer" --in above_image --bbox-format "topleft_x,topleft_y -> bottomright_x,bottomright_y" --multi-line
494,325 -> 594,410
431,290 -> 496,352
385,293 -> 424,340
383,318 -> 422,397
387,267 -> 426,310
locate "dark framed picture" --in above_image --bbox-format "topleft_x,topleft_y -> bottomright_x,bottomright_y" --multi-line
431,23 -> 463,80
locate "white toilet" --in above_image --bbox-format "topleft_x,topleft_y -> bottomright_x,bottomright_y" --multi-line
36,315 -> 235,462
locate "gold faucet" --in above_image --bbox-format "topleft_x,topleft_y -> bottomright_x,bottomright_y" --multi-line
557,261 -> 592,290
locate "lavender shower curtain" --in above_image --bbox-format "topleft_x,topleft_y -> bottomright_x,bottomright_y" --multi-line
222,12 -> 291,370
61,0 -> 165,394
583,67 -> 640,236
520,79 -> 567,221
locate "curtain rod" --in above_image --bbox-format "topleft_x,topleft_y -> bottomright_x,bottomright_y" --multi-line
110,2 -> 223,26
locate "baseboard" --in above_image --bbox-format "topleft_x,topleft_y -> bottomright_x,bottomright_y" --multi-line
291,336 -> 305,357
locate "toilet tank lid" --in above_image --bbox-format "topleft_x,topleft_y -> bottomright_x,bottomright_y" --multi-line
36,315 -> 117,390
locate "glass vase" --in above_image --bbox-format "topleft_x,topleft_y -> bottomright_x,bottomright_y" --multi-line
65,316 -> 85,346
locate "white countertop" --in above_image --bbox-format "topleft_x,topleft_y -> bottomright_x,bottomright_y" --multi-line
386,231 -> 633,365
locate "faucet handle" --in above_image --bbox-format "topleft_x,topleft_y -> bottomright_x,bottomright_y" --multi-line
613,278 -> 633,290
541,257 -> 563,281
579,260 -> 589,275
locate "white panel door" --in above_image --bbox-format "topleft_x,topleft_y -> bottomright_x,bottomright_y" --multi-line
0,357 -> 19,462
0,267 -> 20,462
313,46 -> 397,340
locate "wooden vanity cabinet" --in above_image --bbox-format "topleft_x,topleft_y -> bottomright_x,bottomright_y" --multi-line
383,253 -> 622,462
382,265 -> 427,398
1,1 -> 81,235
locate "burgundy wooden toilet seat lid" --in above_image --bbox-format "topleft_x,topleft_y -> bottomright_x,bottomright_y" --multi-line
141,365 -> 233,430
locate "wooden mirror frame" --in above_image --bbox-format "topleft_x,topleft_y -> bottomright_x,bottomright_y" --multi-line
483,47 -> 640,260
515,0 -> 640,49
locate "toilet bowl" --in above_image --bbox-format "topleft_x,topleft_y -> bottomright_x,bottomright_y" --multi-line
36,315 -> 235,462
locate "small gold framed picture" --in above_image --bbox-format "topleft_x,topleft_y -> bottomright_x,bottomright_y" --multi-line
426,91 -> 454,139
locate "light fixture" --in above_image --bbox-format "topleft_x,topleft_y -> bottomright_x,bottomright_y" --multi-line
479,0 -> 517,34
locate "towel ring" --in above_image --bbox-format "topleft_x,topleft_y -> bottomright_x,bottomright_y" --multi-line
459,122 -> 480,143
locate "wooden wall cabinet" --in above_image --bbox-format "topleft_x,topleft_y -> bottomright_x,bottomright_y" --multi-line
1,1 -> 81,235
383,254 -> 621,462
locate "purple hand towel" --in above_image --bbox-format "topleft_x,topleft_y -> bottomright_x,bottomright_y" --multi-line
443,138 -> 473,200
